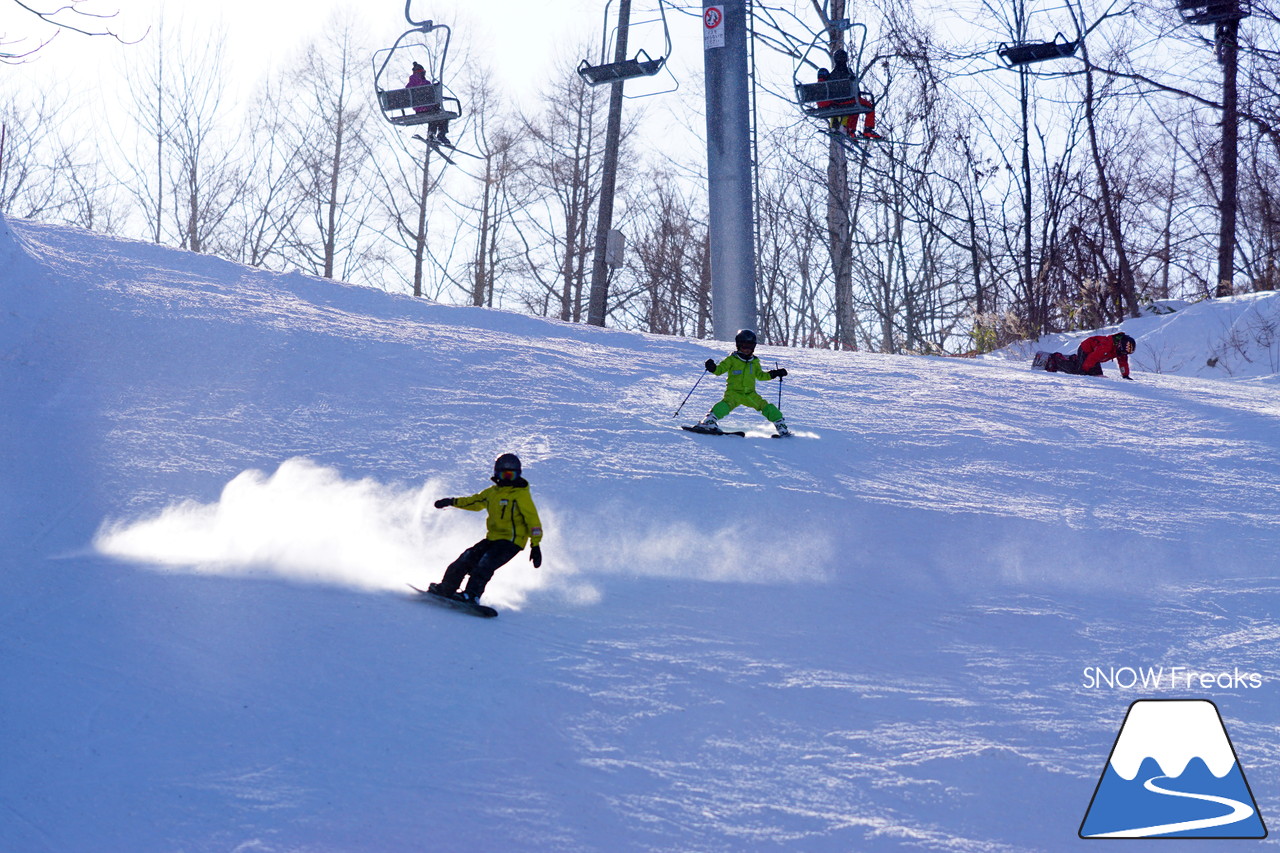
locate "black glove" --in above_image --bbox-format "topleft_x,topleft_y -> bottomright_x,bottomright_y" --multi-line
704,358 -> 717,373
433,497 -> 455,508
529,545 -> 542,568
769,368 -> 788,379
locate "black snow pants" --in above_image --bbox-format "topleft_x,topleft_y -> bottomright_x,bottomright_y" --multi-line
438,538 -> 522,598
1047,348 -> 1102,376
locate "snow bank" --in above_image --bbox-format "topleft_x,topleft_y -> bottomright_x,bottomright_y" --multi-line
990,293 -> 1280,381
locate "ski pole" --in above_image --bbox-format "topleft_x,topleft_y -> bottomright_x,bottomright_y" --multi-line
673,368 -> 708,418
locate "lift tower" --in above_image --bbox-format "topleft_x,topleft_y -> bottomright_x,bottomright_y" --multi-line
702,0 -> 757,339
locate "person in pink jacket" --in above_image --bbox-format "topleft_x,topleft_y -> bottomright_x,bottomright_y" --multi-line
407,61 -> 451,145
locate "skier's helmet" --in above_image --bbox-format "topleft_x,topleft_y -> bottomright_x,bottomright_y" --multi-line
1114,333 -> 1136,355
492,452 -> 522,483
734,329 -> 758,352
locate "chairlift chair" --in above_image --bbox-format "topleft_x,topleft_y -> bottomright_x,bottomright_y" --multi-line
997,32 -> 1080,66
793,22 -> 874,121
578,0 -> 672,86
372,7 -> 462,128
796,78 -> 874,120
1176,0 -> 1250,25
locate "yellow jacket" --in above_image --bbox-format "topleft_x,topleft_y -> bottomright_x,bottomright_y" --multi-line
454,482 -> 544,548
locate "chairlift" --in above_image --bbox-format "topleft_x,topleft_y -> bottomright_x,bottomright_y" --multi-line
1176,0 -> 1250,25
578,0 -> 672,86
793,22 -> 875,122
997,32 -> 1080,66
372,3 -> 461,129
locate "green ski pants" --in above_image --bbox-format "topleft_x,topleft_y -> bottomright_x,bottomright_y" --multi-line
710,390 -> 783,423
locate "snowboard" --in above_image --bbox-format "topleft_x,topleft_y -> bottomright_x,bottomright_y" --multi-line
408,583 -> 498,618
1031,350 -> 1052,370
682,425 -> 746,438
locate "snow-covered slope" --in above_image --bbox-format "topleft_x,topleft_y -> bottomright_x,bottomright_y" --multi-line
3,215 -> 1278,852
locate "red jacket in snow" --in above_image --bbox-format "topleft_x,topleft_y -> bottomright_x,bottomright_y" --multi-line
1079,335 -> 1130,378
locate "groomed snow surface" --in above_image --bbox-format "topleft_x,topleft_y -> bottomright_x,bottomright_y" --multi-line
3,215 -> 1278,851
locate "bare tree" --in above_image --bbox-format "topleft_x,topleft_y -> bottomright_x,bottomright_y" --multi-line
371,132 -> 447,297
609,169 -> 709,335
0,92 -> 63,217
514,52 -> 620,321
221,81 -> 308,268
1,87 -> 120,229
459,73 -> 525,308
118,18 -> 171,243
285,14 -> 380,282
116,19 -> 241,252
2,0 -> 138,62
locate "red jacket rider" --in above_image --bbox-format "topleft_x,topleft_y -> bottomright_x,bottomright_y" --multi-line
1078,333 -> 1135,379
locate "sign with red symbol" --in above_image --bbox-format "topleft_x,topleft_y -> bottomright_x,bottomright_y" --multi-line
704,5 -> 724,49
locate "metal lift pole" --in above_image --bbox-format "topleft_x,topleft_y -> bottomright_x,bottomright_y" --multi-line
703,0 -> 758,340
587,0 -> 632,327
1216,15 -> 1241,298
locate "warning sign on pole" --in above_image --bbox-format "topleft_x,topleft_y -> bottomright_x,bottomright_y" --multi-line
703,5 -> 725,49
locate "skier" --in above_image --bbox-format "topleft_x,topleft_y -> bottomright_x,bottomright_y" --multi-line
1044,332 -> 1136,379
407,61 -> 451,146
693,329 -> 793,436
428,453 -> 543,604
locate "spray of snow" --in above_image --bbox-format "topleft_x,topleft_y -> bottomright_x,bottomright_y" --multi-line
92,458 -> 561,607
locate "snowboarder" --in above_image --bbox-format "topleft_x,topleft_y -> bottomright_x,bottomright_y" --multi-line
428,453 -> 543,604
1042,332 -> 1136,379
693,329 -> 793,436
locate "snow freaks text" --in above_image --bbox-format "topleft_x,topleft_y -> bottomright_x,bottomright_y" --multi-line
1082,666 -> 1264,690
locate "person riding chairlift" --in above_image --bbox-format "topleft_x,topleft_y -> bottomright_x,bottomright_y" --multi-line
825,49 -> 879,140
408,61 -> 451,146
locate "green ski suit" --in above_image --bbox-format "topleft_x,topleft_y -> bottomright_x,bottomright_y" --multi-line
708,353 -> 785,423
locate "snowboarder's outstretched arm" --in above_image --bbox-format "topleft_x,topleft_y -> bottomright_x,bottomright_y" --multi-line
434,491 -> 487,511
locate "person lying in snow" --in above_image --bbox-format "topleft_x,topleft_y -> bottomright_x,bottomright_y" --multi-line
1044,332 -> 1136,379
693,329 -> 793,436
428,453 -> 543,604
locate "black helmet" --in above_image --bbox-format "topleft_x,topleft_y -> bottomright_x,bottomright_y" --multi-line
734,329 -> 758,350
1114,333 -> 1136,355
492,452 -> 522,483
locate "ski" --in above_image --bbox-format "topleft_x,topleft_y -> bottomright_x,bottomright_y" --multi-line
411,134 -> 481,160
407,583 -> 498,618
413,135 -> 457,165
682,425 -> 746,438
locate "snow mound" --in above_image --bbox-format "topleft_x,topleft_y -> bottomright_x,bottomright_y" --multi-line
990,292 -> 1280,381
